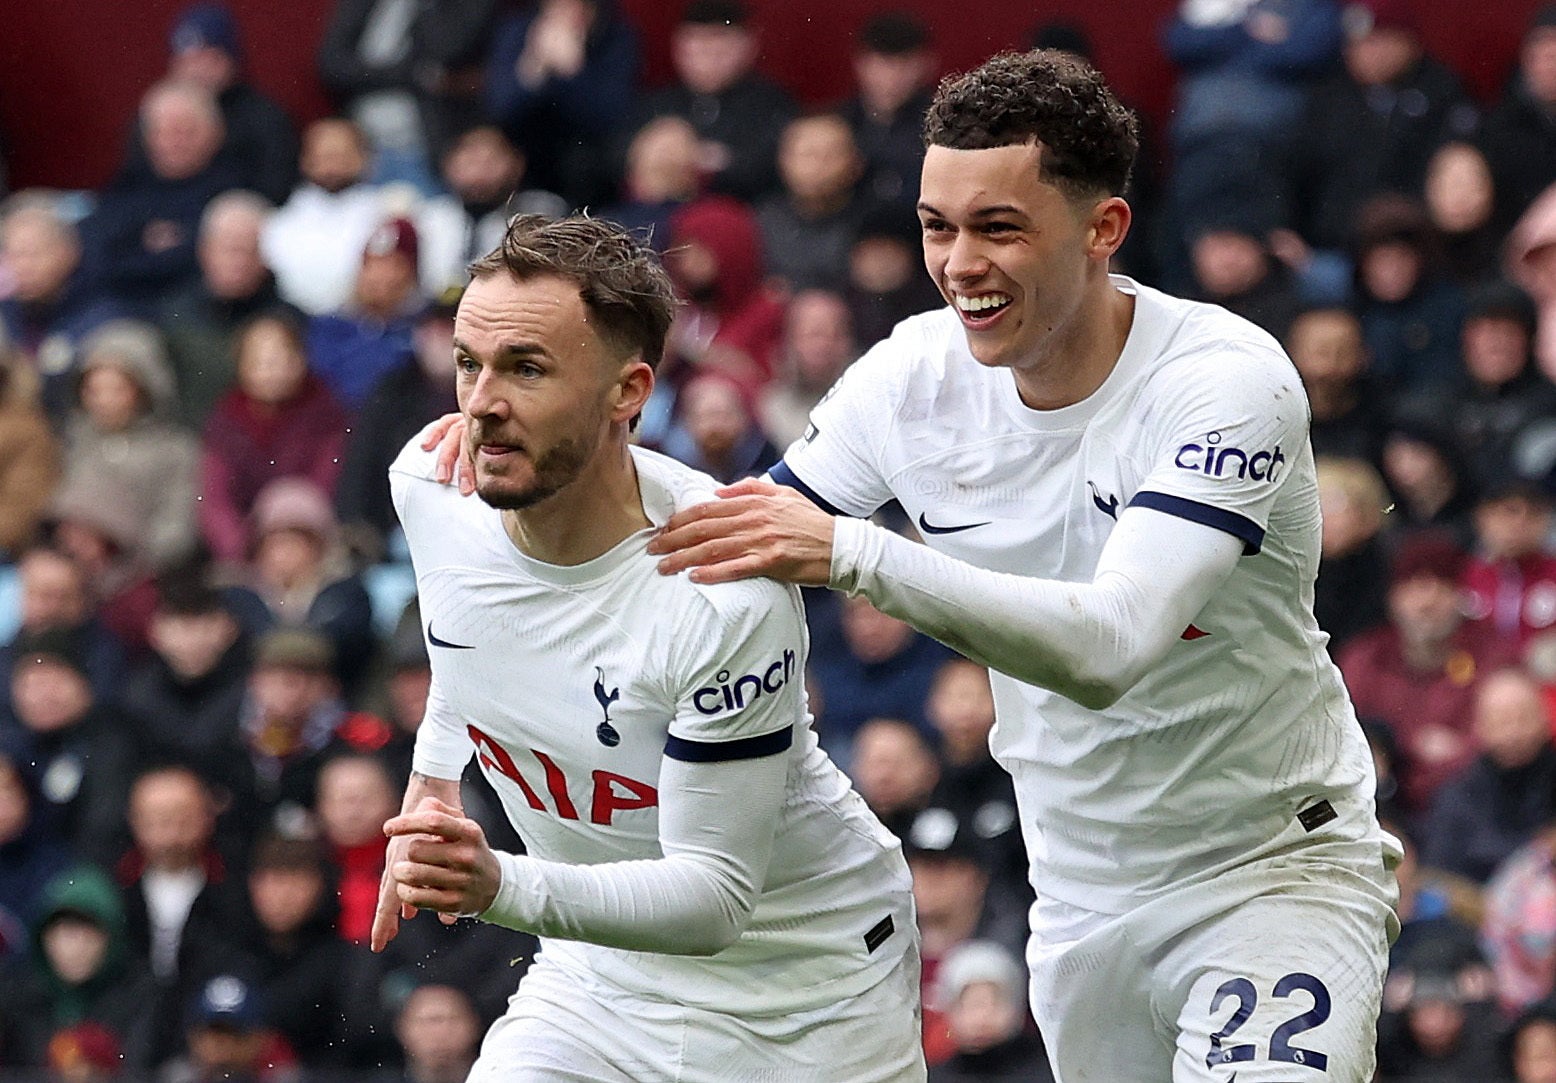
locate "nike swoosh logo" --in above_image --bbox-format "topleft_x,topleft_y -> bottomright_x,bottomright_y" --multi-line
426,623 -> 474,650
917,511 -> 990,536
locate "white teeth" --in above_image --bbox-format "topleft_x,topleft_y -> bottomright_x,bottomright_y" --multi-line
956,294 -> 1011,313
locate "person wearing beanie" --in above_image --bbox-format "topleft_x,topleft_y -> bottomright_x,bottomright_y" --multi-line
838,12 -> 936,210
1339,531 -> 1521,813
928,940 -> 1055,1082
306,217 -> 423,412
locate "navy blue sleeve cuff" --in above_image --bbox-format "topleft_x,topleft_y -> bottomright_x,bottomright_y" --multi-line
768,460 -> 846,517
1127,491 -> 1265,555
664,725 -> 795,763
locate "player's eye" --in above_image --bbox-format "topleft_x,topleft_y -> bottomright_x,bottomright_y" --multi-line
921,218 -> 951,234
516,362 -> 544,379
455,355 -> 479,375
983,222 -> 1017,235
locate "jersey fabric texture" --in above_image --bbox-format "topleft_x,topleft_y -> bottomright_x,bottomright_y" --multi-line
389,441 -> 915,1020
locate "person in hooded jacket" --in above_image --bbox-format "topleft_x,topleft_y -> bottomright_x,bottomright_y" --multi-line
0,748 -> 72,938
60,320 -> 200,573
0,865 -> 158,1071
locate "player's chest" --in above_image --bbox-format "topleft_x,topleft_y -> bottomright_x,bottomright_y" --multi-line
890,423 -> 1148,578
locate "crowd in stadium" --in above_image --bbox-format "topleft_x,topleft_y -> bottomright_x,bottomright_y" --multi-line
2,0 -> 1556,1079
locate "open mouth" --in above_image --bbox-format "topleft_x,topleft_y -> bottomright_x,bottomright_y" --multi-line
954,292 -> 1013,328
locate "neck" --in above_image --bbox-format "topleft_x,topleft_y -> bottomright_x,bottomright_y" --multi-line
501,439 -> 650,565
1011,277 -> 1135,410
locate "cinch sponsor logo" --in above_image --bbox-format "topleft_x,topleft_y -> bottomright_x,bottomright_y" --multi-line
693,649 -> 798,714
1174,431 -> 1285,482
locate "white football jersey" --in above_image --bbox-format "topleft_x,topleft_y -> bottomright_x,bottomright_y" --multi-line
777,277 -> 1383,921
390,442 -> 913,1015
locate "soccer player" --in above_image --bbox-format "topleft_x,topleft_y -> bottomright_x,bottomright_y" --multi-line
372,215 -> 922,1082
646,51 -> 1401,1082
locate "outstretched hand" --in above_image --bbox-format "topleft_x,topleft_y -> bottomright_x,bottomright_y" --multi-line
646,477 -> 835,586
418,413 -> 475,495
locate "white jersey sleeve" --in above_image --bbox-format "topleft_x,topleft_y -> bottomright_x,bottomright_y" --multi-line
769,329 -> 914,517
390,436 -> 475,782
1128,339 -> 1309,554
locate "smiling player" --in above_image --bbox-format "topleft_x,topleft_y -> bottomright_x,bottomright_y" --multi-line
647,51 -> 1401,1082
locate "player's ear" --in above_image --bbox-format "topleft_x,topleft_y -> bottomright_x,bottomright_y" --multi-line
611,356 -> 654,426
1085,196 -> 1132,261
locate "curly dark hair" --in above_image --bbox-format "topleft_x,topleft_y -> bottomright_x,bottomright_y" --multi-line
924,50 -> 1139,200
467,214 -> 679,371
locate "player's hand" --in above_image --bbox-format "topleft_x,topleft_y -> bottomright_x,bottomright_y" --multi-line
371,826 -> 429,952
647,477 -> 835,586
418,413 -> 476,496
382,796 -> 502,921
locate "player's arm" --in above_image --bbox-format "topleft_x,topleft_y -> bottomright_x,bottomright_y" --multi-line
387,593 -> 802,956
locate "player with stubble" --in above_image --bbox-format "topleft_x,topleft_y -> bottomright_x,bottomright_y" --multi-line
373,215 -> 923,1082
644,52 -> 1399,1082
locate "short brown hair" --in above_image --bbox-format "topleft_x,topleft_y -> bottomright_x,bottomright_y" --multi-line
924,50 -> 1138,200
466,214 -> 678,371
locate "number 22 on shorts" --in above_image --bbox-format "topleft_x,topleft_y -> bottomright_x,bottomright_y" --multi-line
1205,972 -> 1331,1071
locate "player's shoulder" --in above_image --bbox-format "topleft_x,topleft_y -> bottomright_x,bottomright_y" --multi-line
388,432 -> 443,485
850,306 -> 961,382
1130,281 -> 1299,396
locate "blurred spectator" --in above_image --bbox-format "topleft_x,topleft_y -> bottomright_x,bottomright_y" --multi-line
1508,999 -> 1556,1083
307,217 -> 422,413
383,983 -> 481,1083
1288,0 -> 1475,254
1484,815 -> 1556,1014
226,479 -> 375,697
61,321 -> 200,573
335,289 -> 459,557
1185,201 -> 1302,341
0,546 -> 126,719
1339,531 -> 1518,814
312,752 -> 396,944
924,659 -> 1027,911
849,716 -> 939,837
261,118 -> 387,317
1424,141 -> 1505,288
160,972 -> 296,1083
638,0 -> 797,201
660,195 -> 786,399
45,1020 -> 123,1083
1365,720 -> 1408,827
86,81 -> 243,311
119,4 -> 299,206
415,126 -> 566,299
759,288 -> 856,450
1483,6 -> 1556,230
0,748 -> 72,933
1162,0 -> 1340,269
599,116 -> 702,249
484,0 -> 639,206
839,12 -> 935,209
4,629 -> 139,866
927,940 -> 1053,1083
1351,193 -> 1467,397
1422,666 -> 1556,884
756,114 -> 867,293
227,629 -> 390,832
1462,479 -> 1556,653
116,766 -> 244,1064
158,190 -> 285,428
845,201 -> 943,349
120,581 -> 250,823
45,476 -> 162,657
1376,932 -> 1501,1081
232,832 -> 385,1068
0,193 -> 128,421
200,313 -> 349,564
1378,416 -> 1477,547
0,866 -> 157,1071
0,349 -> 60,560
1288,306 -> 1385,466
809,593 -> 951,754
1314,455 -> 1390,652
1437,282 -> 1556,493
316,0 -> 499,191
657,371 -> 777,484
1387,816 -> 1484,966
